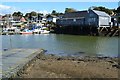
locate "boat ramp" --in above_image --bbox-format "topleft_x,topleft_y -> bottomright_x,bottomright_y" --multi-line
1,49 -> 44,79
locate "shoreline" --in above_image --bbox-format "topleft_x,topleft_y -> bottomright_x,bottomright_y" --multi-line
17,51 -> 119,78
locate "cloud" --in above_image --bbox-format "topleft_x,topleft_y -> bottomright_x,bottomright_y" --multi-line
0,4 -> 49,16
0,4 -> 11,10
0,4 -> 17,15
23,9 -> 49,15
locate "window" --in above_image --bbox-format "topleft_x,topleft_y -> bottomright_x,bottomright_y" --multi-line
90,13 -> 94,17
73,19 -> 76,22
88,18 -> 96,22
93,18 -> 96,21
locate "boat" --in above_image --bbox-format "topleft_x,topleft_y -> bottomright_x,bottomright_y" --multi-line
20,29 -> 33,34
20,32 -> 33,34
32,28 -> 41,34
40,30 -> 50,34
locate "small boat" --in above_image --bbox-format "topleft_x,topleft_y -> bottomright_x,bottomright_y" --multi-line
20,29 -> 33,34
20,32 -> 33,34
33,28 -> 41,34
41,30 -> 50,34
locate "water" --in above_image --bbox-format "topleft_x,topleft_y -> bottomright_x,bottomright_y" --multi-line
1,34 -> 118,57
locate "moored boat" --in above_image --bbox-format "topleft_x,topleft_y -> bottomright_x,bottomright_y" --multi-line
41,30 -> 50,34
20,32 -> 33,34
20,29 -> 33,34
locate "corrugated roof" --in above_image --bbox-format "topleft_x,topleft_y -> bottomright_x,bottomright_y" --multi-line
92,10 -> 110,17
63,11 -> 88,18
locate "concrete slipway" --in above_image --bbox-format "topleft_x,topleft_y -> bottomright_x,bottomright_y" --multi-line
0,49 -> 44,79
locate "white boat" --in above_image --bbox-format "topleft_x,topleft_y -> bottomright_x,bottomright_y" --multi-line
40,30 -> 50,34
20,32 -> 33,34
33,29 -> 41,34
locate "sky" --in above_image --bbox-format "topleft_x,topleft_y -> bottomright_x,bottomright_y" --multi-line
0,2 -> 119,15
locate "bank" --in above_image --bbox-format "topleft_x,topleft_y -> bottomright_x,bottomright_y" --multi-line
1,49 -> 119,79
18,52 -> 119,79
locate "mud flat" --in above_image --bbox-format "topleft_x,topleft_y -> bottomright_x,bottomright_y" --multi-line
18,52 -> 119,79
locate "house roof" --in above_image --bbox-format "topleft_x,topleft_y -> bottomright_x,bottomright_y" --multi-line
0,15 -> 2,20
63,11 -> 88,18
20,17 -> 26,22
92,10 -> 110,17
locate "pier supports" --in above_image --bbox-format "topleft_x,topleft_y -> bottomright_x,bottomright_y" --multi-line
55,25 -> 119,37
98,26 -> 119,37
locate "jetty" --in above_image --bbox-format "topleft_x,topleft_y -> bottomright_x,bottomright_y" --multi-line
1,49 -> 44,79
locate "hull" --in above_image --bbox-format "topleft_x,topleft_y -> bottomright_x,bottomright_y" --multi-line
20,32 -> 33,34
41,31 -> 50,34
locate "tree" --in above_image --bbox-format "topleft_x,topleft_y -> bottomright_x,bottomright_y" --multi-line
117,6 -> 120,13
51,10 -> 63,16
24,11 -> 37,20
25,13 -> 30,17
112,9 -> 117,15
38,13 -> 43,16
118,16 -> 120,23
30,11 -> 37,16
12,11 -> 23,17
65,8 -> 77,13
51,10 -> 57,15
116,6 -> 120,23
24,13 -> 31,20
4,14 -> 11,17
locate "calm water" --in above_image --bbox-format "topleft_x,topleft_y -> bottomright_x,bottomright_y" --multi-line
1,34 -> 118,57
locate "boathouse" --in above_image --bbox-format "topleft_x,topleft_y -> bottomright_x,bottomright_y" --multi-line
56,9 -> 111,27
56,9 -> 112,35
56,10 -> 88,26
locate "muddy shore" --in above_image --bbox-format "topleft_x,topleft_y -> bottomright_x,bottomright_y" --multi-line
17,51 -> 119,79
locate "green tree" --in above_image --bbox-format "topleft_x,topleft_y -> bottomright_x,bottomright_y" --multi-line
12,11 -> 23,17
38,13 -> 43,16
30,11 -> 37,16
116,7 -> 120,23
118,16 -> 120,23
112,9 -> 117,14
65,8 -> 77,13
24,13 -> 30,20
25,13 -> 30,17
117,6 -> 120,13
51,10 -> 63,16
24,11 -> 37,20
51,10 -> 57,15
4,14 -> 11,17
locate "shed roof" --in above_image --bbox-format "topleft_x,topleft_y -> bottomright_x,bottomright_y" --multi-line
92,10 -> 110,17
63,11 -> 88,18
